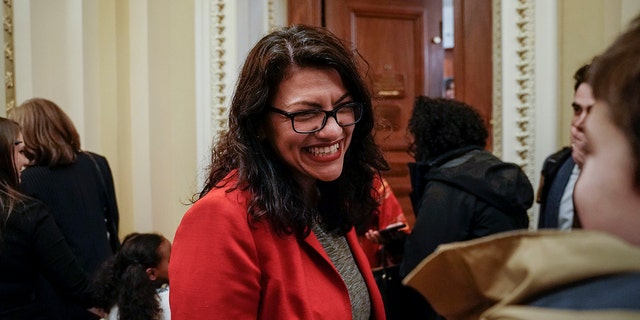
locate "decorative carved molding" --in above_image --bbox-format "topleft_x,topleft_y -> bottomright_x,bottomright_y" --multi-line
268,0 -> 276,30
494,0 -> 537,226
211,0 -> 228,139
3,0 -> 15,113
492,0 -> 502,159
513,0 -> 535,179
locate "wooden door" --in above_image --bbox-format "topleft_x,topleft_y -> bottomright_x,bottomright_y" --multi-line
324,0 -> 442,226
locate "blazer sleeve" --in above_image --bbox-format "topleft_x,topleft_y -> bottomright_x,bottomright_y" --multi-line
169,191 -> 262,319
28,204 -> 93,307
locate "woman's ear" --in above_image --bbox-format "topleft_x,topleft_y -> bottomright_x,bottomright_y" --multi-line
146,267 -> 158,281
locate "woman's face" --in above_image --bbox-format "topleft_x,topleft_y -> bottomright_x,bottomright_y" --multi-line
265,67 -> 355,191
574,101 -> 640,245
13,133 -> 29,180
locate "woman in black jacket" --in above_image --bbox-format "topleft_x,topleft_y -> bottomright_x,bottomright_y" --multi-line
0,117 -> 99,319
9,98 -> 120,319
399,97 -> 533,319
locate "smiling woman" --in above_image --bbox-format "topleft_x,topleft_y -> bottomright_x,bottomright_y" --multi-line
169,25 -> 389,320
264,67 -> 359,189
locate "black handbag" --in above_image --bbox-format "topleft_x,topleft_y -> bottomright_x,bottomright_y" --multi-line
373,246 -> 404,319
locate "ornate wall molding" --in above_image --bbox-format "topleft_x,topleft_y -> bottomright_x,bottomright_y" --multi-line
3,0 -> 15,114
492,0 -> 503,159
513,0 -> 535,179
495,0 -> 537,225
268,0 -> 276,30
211,0 -> 229,140
495,0 -> 536,179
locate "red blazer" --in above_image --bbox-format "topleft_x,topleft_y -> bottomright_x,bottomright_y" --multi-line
170,180 -> 386,319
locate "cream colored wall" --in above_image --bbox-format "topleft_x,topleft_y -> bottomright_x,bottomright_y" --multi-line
557,0 -> 640,147
14,0 -> 197,241
114,0 -> 198,240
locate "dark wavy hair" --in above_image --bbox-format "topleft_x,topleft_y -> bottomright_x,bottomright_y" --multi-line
0,117 -> 28,245
92,233 -> 168,320
198,24 -> 388,238
589,15 -> 640,187
573,63 -> 591,92
8,98 -> 81,167
408,96 -> 488,162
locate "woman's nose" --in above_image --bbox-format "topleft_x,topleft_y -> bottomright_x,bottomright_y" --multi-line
315,115 -> 343,137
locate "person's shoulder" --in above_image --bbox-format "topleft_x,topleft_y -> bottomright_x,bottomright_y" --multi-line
15,198 -> 47,213
543,147 -> 572,165
8,199 -> 50,225
540,147 -> 573,177
196,177 -> 248,204
446,149 -> 526,179
21,164 -> 53,180
184,178 -> 250,225
528,271 -> 640,311
81,151 -> 109,164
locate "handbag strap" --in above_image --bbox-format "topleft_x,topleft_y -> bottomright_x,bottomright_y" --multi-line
86,152 -> 107,194
85,151 -> 119,252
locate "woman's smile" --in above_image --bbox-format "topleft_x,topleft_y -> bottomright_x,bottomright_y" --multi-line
305,141 -> 341,159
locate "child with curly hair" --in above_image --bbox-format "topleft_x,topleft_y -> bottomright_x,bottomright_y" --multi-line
92,233 -> 171,320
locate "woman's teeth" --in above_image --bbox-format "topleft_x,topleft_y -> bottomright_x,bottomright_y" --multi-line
307,143 -> 339,156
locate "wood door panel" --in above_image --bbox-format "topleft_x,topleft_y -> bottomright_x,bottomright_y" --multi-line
352,7 -> 421,222
288,0 -> 322,26
355,13 -> 420,150
454,0 -> 493,149
324,0 -> 442,223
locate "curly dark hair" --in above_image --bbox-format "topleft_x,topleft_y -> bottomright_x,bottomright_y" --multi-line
92,233 -> 167,320
408,96 -> 488,162
198,24 -> 388,238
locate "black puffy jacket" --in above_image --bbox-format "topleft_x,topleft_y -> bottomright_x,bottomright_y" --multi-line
401,147 -> 533,278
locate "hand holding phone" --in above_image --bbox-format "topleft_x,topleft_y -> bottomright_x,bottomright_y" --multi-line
378,222 -> 406,237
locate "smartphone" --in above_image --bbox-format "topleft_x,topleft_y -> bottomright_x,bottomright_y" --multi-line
378,223 -> 406,237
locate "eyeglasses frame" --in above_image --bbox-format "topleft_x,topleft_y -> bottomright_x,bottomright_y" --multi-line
268,102 -> 364,134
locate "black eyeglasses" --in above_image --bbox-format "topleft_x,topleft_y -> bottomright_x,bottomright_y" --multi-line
269,102 -> 364,134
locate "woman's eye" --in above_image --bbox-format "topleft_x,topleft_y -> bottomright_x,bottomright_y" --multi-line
295,111 -> 321,121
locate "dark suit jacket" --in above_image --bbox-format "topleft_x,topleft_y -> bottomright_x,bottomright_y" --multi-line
537,147 -> 575,229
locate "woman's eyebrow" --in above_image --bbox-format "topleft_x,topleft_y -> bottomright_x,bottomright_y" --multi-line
284,92 -> 352,109
334,92 -> 351,105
